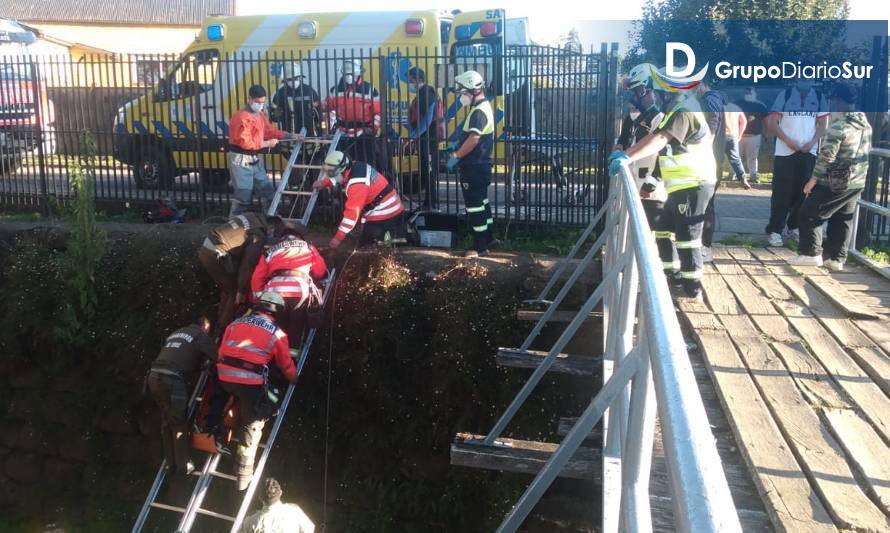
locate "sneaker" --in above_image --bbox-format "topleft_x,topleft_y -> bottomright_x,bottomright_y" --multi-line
824,259 -> 844,272
789,254 -> 823,267
787,228 -> 800,242
767,233 -> 783,247
701,246 -> 713,263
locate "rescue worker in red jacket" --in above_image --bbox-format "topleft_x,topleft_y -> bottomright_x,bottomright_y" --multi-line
228,84 -> 301,217
250,221 -> 327,348
312,150 -> 405,248
216,292 -> 297,490
198,212 -> 280,330
323,59 -> 383,170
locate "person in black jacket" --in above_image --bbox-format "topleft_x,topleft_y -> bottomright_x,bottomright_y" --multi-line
407,67 -> 441,210
147,318 -> 218,476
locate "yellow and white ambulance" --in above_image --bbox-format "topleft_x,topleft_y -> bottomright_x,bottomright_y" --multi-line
112,9 -> 532,189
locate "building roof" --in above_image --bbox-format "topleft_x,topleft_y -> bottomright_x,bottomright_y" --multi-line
0,0 -> 235,27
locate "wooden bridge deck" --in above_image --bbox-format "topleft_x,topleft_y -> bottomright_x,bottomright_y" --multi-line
676,246 -> 890,532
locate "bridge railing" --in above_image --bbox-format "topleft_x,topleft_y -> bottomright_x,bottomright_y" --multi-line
489,162 -> 741,533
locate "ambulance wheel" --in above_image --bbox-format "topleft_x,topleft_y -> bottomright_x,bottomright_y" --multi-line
134,146 -> 174,190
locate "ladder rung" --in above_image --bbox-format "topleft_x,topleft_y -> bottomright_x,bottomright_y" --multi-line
150,502 -> 188,513
282,190 -> 313,196
196,507 -> 235,522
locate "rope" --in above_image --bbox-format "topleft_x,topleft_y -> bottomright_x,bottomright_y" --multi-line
321,248 -> 357,532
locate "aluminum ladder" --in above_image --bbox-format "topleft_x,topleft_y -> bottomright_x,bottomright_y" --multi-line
132,269 -> 337,533
267,129 -> 342,226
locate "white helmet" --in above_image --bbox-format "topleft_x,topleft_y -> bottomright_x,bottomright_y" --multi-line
340,59 -> 363,77
626,63 -> 656,91
323,150 -> 350,177
454,70 -> 484,92
255,291 -> 285,315
285,62 -> 304,80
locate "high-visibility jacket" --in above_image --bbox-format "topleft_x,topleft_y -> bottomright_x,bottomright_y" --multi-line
319,162 -> 403,242
323,78 -> 381,136
655,99 -> 717,194
250,236 -> 327,307
217,312 -> 295,386
228,107 -> 287,154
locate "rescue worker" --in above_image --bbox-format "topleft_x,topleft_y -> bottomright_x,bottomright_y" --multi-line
147,317 -> 218,476
615,63 -> 676,277
217,292 -> 298,490
239,478 -> 315,533
609,65 -> 717,300
198,212 -> 278,329
227,84 -> 301,216
323,59 -> 383,169
250,221 -> 327,348
407,66 -> 443,210
312,150 -> 405,248
447,70 -> 494,258
271,63 -> 321,137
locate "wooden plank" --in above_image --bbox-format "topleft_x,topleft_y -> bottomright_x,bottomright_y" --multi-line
516,309 -> 602,322
728,247 -> 795,301
496,348 -> 600,376
778,309 -> 890,446
715,313 -> 889,531
450,433 -> 600,481
681,316 -> 837,532
823,408 -> 890,515
770,342 -> 849,409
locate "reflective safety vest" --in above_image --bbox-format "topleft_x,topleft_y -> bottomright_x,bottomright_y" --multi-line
656,101 -> 716,194
217,312 -> 296,386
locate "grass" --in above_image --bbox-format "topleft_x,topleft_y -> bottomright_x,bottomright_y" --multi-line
861,246 -> 890,265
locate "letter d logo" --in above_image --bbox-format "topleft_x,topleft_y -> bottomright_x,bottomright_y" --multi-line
666,42 -> 696,78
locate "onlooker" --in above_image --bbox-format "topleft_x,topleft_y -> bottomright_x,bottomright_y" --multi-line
723,102 -> 749,188
699,81 -> 728,263
239,478 -> 315,533
406,67 -> 443,210
790,84 -> 871,271
734,87 -> 768,183
765,79 -> 830,247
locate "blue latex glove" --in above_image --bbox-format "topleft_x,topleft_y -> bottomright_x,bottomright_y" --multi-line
608,150 -> 629,176
446,155 -> 460,171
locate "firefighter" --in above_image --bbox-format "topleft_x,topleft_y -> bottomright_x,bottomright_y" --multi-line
217,291 -> 298,490
312,150 -> 405,248
250,220 -> 327,348
227,84 -> 301,216
447,70 -> 494,258
198,212 -> 279,330
323,59 -> 383,169
609,65 -> 717,300
616,63 -> 677,277
271,62 -> 321,137
146,317 -> 218,476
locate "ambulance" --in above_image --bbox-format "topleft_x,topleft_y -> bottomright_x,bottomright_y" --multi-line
112,9 -> 533,189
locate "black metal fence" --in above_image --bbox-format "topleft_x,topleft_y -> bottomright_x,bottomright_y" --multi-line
0,44 -> 620,225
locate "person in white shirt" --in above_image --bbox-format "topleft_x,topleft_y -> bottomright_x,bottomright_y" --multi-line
765,80 -> 830,247
239,478 -> 315,533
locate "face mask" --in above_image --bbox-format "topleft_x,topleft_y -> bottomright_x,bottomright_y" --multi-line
250,101 -> 264,113
629,111 -> 641,120
344,75 -> 354,84
743,93 -> 756,102
459,94 -> 472,106
408,84 -> 417,93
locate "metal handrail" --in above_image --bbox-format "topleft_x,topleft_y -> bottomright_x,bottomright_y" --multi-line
493,163 -> 739,533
